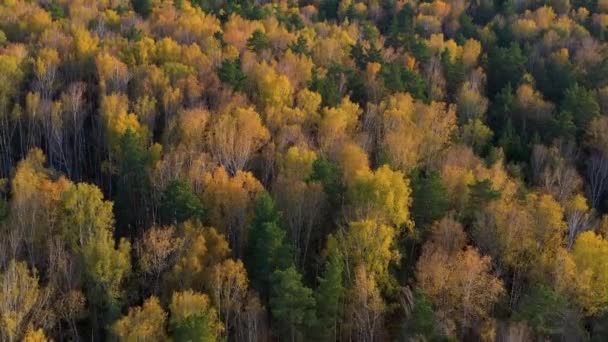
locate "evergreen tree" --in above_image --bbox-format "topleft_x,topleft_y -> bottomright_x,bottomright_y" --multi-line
270,266 -> 317,342
159,179 -> 205,225
411,171 -> 449,233
315,241 -> 345,341
246,194 -> 293,296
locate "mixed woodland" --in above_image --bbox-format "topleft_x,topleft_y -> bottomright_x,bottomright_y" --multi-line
2,0 -> 608,340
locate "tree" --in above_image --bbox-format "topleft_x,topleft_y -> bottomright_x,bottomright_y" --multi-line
274,146 -> 327,265
159,179 -> 205,225
201,167 -> 264,256
410,171 -> 449,232
270,266 -> 317,342
247,29 -> 271,52
456,82 -> 488,123
0,261 -> 40,342
112,297 -> 168,341
379,93 -> 456,171
132,0 -> 153,18
337,220 -> 400,287
114,129 -> 158,231
561,84 -> 600,132
316,240 -> 345,341
59,183 -> 113,251
417,218 -> 504,339
571,232 -> 608,315
170,290 -> 223,342
137,226 -> 183,294
217,58 -> 247,91
166,222 -> 230,294
309,156 -> 345,206
81,229 -> 131,325
486,43 -> 527,97
209,259 -> 249,337
207,107 -> 269,175
246,194 -> 292,295
516,286 -> 572,338
347,165 -> 413,229
349,266 -> 385,342
406,290 -> 438,339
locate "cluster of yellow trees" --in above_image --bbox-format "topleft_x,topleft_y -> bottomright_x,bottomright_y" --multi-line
0,0 -> 608,340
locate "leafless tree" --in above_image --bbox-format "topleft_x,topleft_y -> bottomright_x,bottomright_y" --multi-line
586,152 -> 608,209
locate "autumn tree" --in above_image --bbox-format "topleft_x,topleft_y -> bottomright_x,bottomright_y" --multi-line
137,225 -> 183,294
209,259 -> 249,337
59,183 -> 113,251
112,297 -> 168,341
200,167 -> 264,256
274,146 -> 326,265
417,218 -> 504,339
0,260 -> 40,342
81,227 -> 131,326
165,221 -> 230,294
347,165 -> 413,230
169,290 -> 223,342
207,107 -> 270,175
571,232 -> 608,315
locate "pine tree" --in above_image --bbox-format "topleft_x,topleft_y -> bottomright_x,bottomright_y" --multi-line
270,266 -> 317,342
315,240 -> 345,341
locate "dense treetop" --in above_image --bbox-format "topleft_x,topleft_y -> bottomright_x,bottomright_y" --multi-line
1,0 -> 608,340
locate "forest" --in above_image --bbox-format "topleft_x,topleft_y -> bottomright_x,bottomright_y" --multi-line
1,0 -> 608,340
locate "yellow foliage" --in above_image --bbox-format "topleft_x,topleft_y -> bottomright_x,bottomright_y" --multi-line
169,290 -> 223,334
335,142 -> 370,185
318,97 -> 361,151
279,145 -> 317,181
167,221 -> 230,293
112,297 -> 168,341
348,165 -> 413,228
0,261 -> 40,341
23,326 -> 48,342
340,220 -> 400,285
201,167 -> 264,252
223,14 -> 265,52
572,232 -> 608,315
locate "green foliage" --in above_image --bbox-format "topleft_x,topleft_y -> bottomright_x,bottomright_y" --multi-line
246,194 -> 293,295
309,156 -> 345,206
315,242 -> 345,341
270,266 -> 317,340
411,171 -> 449,232
310,66 -> 345,107
406,289 -> 437,339
289,36 -> 309,55
487,43 -> 527,98
159,179 -> 205,225
114,129 -> 156,231
381,62 -> 427,100
467,180 -> 501,213
247,30 -> 271,52
48,2 -> 66,21
218,58 -> 247,91
172,313 -> 218,342
442,52 -> 466,100
561,84 -> 600,131
516,286 -> 570,338
131,0 -> 152,18
319,0 -> 339,20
